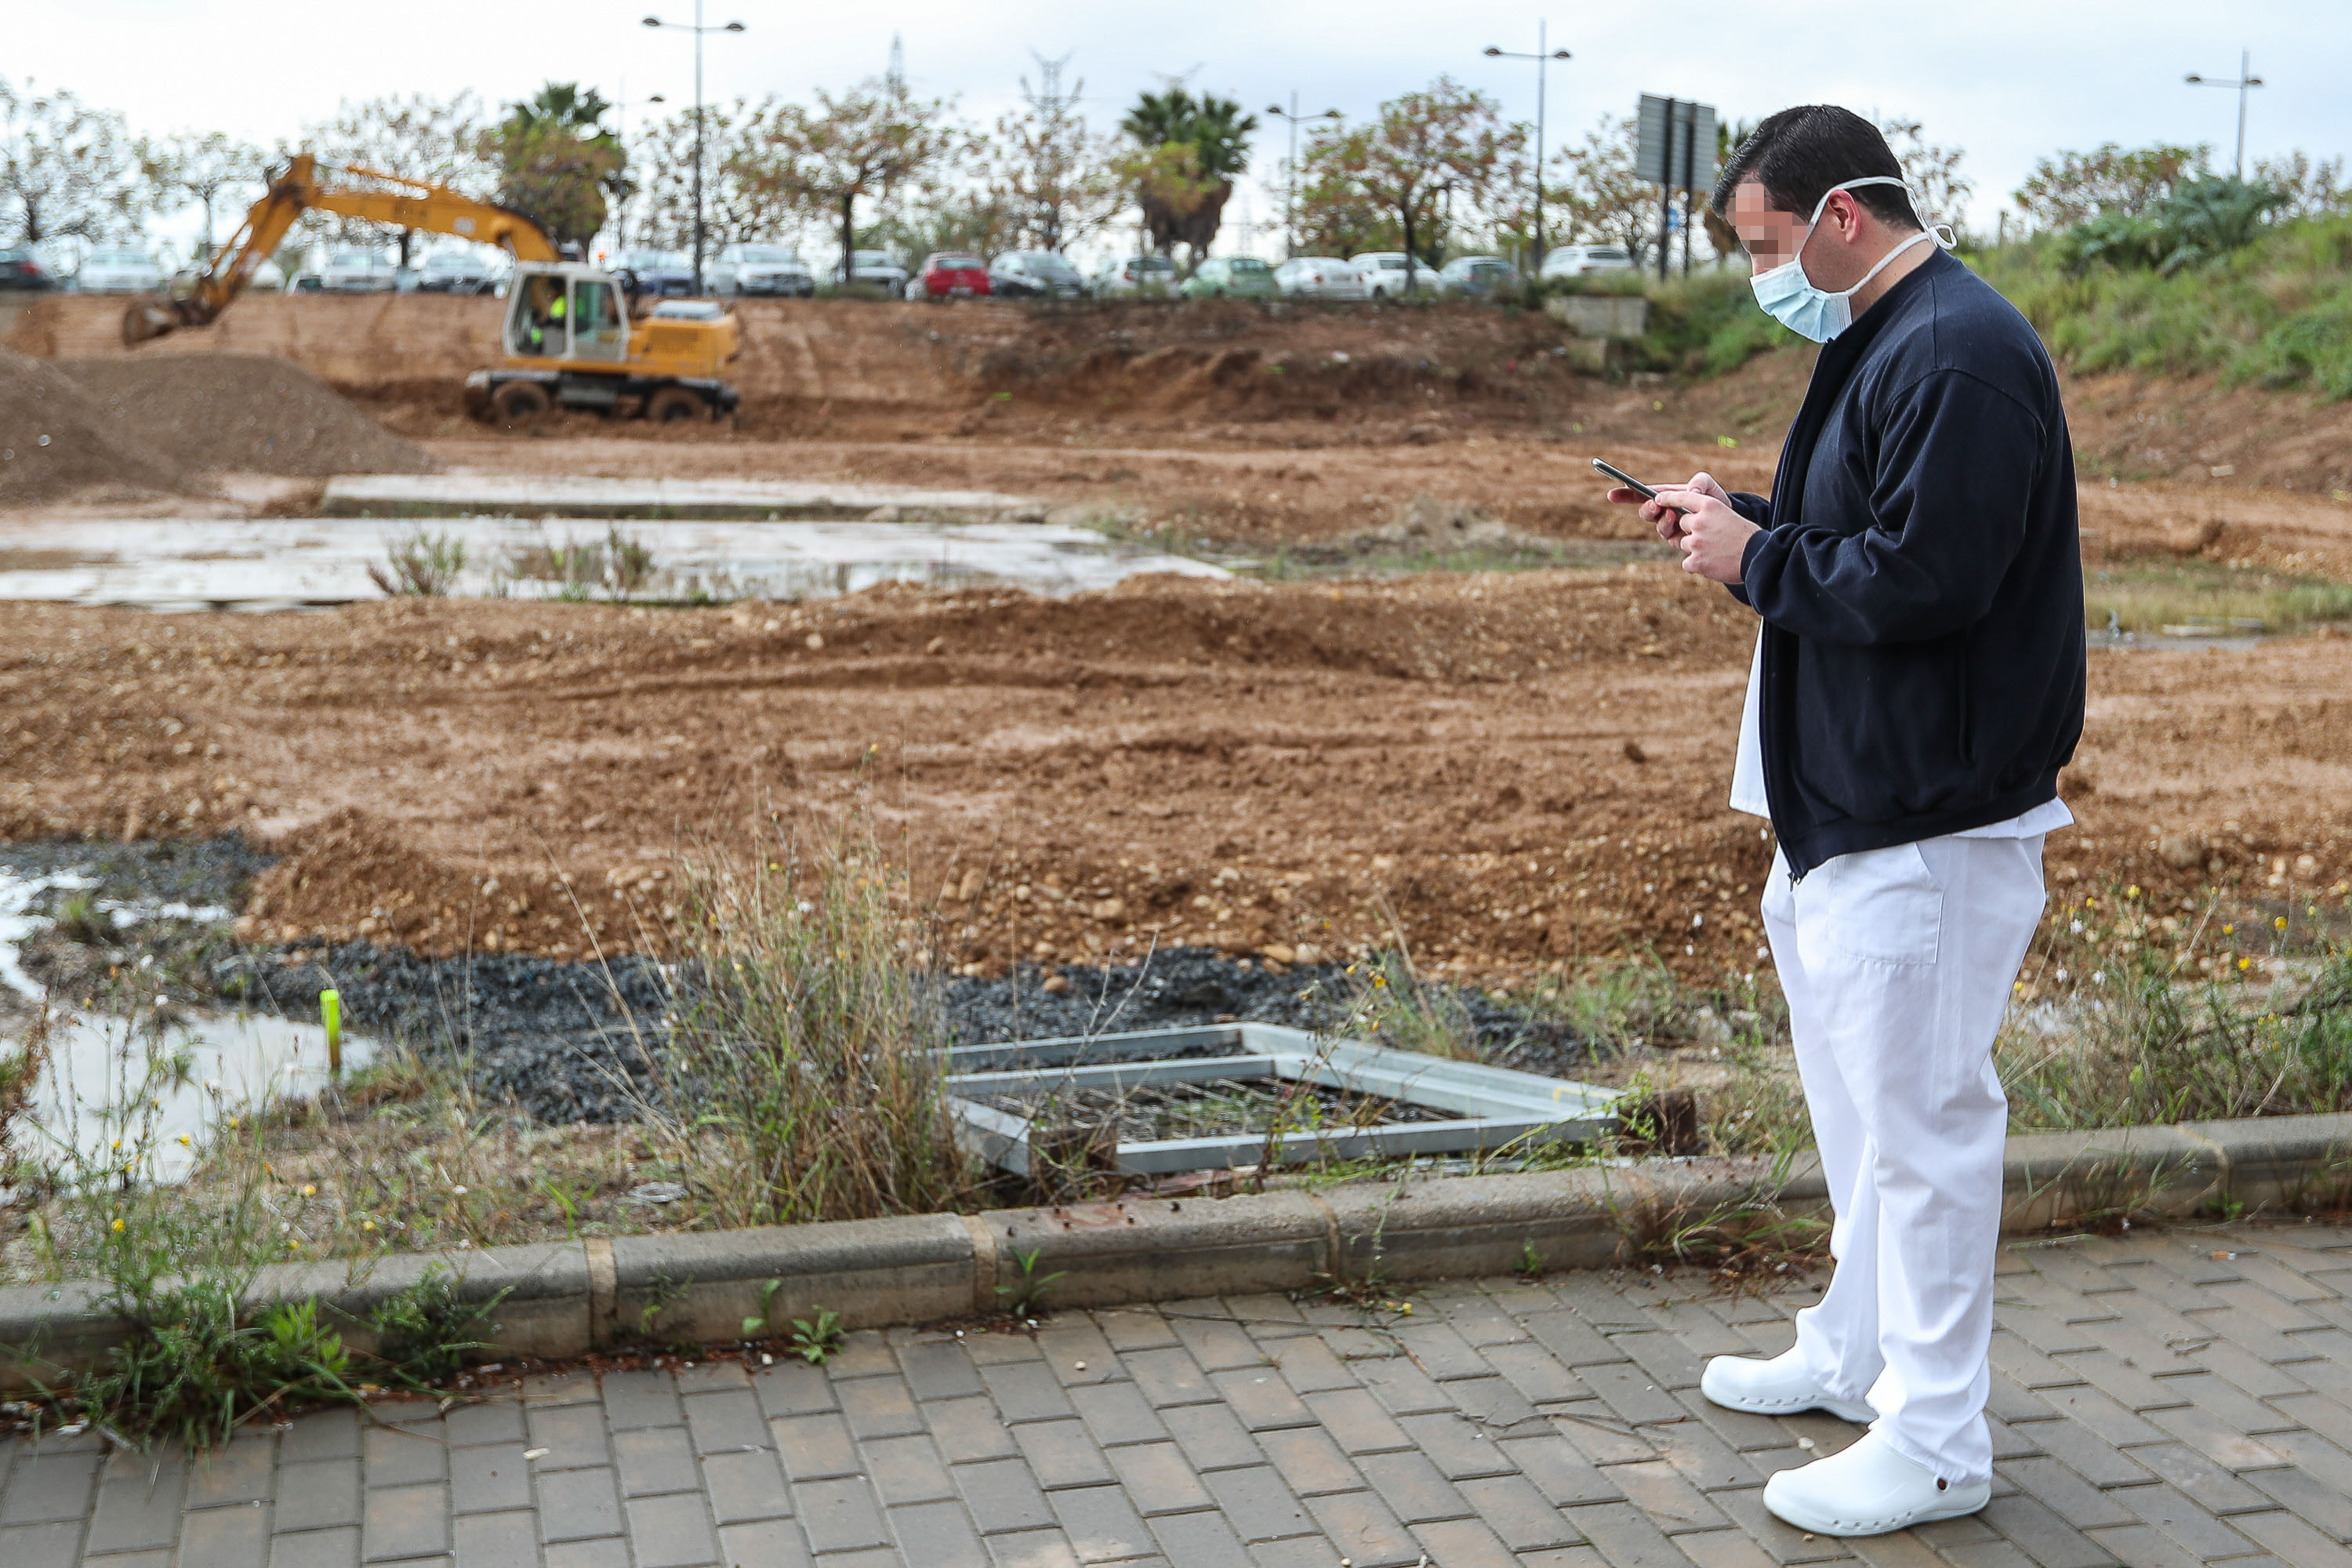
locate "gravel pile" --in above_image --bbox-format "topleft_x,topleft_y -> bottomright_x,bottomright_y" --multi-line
60,354 -> 434,477
0,346 -> 194,503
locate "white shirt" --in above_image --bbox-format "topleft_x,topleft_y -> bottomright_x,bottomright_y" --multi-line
1730,631 -> 2073,837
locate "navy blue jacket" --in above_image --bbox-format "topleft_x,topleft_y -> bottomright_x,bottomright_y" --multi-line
1729,248 -> 2085,877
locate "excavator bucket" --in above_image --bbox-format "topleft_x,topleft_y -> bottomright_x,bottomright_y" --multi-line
121,299 -> 185,347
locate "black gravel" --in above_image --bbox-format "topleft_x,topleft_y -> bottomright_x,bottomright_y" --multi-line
0,835 -> 273,909
4,838 -> 1600,1126
213,943 -> 672,1124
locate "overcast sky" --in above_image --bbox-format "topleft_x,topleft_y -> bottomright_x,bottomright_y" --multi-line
14,0 -> 2349,256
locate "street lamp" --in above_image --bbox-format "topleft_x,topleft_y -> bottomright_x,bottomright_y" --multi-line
1265,96 -> 1342,260
2184,49 -> 2264,180
642,4 -> 746,295
1483,24 -> 1572,274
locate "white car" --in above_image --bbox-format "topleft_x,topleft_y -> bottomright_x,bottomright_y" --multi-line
1540,243 -> 1635,279
1272,256 -> 1368,300
710,243 -> 814,297
320,248 -> 397,292
649,299 -> 727,321
1348,252 -> 1444,300
1091,254 -> 1178,296
76,248 -> 168,294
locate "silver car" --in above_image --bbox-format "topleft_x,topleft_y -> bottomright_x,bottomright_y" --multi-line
320,248 -> 397,292
1272,256 -> 1368,300
416,249 -> 496,294
1091,254 -> 1178,296
1540,243 -> 1635,280
847,250 -> 908,292
76,247 -> 169,294
710,242 -> 815,297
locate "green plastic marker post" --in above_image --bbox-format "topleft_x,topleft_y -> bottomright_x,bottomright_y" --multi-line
321,989 -> 343,1078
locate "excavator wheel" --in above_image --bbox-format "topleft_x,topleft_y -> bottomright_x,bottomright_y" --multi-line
491,380 -> 552,430
645,386 -> 708,425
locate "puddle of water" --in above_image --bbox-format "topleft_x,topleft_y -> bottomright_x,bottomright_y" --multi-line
0,867 -> 372,1183
0,517 -> 1226,610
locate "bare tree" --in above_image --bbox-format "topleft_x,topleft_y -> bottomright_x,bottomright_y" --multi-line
1878,118 -> 1973,234
1551,114 -> 1659,267
737,78 -> 969,286
140,131 -> 268,259
1300,78 -> 1516,290
985,55 -> 1122,253
2252,150 -> 2352,219
0,78 -> 143,250
2013,143 -> 2211,230
300,92 -> 488,266
640,100 -> 780,252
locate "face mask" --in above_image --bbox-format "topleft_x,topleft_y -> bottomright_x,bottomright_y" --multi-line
1748,176 -> 1948,343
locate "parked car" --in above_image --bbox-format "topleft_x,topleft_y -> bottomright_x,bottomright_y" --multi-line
906,252 -> 991,301
172,257 -> 284,295
1438,256 -> 1519,298
416,249 -> 496,294
847,250 -> 909,292
0,246 -> 57,290
1272,256 -> 1368,300
989,250 -> 1086,299
76,247 -> 169,294
1348,252 -> 1443,300
1091,253 -> 1178,296
1181,255 -> 1279,299
1540,243 -> 1635,279
608,249 -> 695,299
709,243 -> 815,297
649,299 -> 728,321
319,248 -> 397,292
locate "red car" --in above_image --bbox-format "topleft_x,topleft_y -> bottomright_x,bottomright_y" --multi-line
907,252 -> 990,301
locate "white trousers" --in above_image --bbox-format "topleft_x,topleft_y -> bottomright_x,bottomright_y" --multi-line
1761,833 -> 2047,1486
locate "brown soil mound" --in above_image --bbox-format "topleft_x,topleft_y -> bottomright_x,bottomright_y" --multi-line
60,354 -> 434,477
0,346 -> 194,503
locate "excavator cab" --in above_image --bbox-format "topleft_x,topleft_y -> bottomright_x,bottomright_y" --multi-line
502,264 -> 627,363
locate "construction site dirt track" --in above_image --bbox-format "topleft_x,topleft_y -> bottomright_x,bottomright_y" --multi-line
5,294 -> 2352,982
2,567 -> 2347,985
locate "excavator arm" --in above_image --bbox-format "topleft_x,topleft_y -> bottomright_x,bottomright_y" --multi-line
124,153 -> 557,345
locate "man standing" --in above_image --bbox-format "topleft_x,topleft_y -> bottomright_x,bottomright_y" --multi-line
1609,106 -> 2084,1537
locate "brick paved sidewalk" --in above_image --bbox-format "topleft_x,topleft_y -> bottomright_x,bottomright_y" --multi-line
8,1222 -> 2352,1567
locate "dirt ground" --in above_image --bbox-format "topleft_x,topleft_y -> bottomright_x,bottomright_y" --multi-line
5,296 -> 2352,984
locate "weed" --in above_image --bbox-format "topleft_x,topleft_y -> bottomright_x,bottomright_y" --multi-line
742,1278 -> 784,1338
789,1308 -> 846,1364
996,1247 -> 1065,1319
650,814 -> 978,1229
2082,561 -> 2352,636
366,1262 -> 507,1382
1604,1146 -> 1828,1279
368,529 -> 466,597
52,891 -> 117,946
1515,1239 -> 1545,1280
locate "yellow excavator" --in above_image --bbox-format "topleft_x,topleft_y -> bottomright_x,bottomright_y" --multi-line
123,153 -> 741,426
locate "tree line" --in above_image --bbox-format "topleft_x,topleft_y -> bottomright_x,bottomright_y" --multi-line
6,64 -> 2347,282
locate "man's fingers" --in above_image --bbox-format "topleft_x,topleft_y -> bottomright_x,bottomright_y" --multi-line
1606,486 -> 1647,506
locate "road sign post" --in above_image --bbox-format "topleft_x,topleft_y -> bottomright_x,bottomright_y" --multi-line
1636,95 -> 1716,280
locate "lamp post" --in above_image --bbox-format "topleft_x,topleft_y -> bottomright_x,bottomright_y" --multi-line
2184,49 -> 2264,180
642,2 -> 746,295
1265,96 -> 1342,259
1483,24 -> 1572,274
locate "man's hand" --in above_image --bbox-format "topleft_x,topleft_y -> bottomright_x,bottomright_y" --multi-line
1653,481 -> 1760,585
1605,470 -> 1733,546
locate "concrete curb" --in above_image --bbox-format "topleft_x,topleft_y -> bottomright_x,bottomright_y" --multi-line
6,1113 -> 2347,1391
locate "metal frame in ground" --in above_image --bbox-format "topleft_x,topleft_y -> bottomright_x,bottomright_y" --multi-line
944,1022 -> 1617,1176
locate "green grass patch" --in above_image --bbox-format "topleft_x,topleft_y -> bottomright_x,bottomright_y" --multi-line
1976,214 -> 2352,397
2085,560 -> 2352,635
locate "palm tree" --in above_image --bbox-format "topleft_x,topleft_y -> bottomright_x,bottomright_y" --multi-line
1119,89 -> 1258,267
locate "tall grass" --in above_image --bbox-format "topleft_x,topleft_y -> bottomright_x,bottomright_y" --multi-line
1978,214 -> 2352,397
652,821 -> 978,1227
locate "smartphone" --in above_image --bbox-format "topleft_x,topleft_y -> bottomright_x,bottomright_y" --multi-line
1591,458 -> 1657,499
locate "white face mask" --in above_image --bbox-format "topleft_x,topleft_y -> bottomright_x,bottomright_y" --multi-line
1748,176 -> 1950,343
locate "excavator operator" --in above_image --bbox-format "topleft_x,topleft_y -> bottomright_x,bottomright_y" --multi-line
521,275 -> 568,356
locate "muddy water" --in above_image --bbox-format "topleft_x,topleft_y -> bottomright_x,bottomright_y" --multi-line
0,867 -> 372,1181
0,516 -> 1226,611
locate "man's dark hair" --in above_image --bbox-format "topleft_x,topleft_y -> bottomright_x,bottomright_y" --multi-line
1711,106 -> 1920,229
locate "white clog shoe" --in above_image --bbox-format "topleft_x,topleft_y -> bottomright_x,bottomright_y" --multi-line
1762,1428 -> 1991,1536
1699,1348 -> 1876,1423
